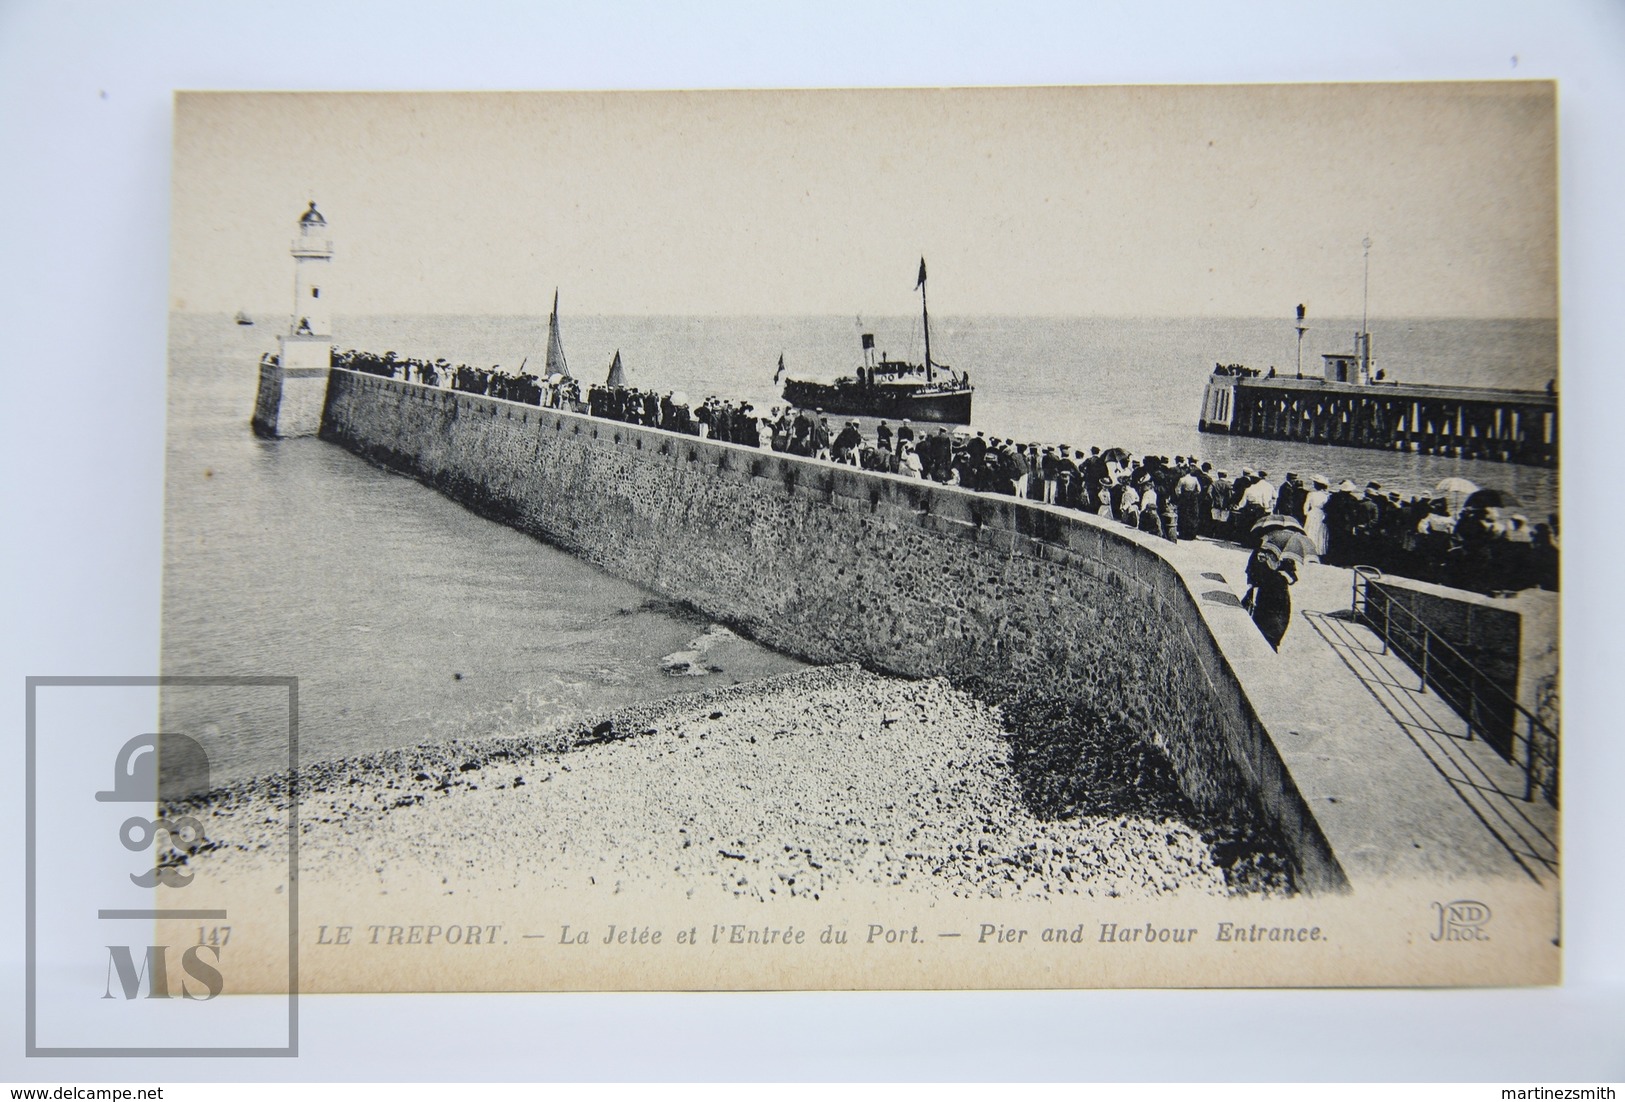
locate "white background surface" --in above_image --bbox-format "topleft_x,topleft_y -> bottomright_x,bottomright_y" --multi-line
2,0 -> 1621,1082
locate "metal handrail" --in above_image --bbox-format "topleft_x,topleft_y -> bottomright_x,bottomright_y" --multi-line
1350,567 -> 1557,804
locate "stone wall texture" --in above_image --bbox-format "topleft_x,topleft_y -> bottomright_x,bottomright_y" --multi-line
320,370 -> 1350,891
252,361 -> 329,439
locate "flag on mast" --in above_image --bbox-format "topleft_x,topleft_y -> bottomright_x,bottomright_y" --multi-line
915,257 -> 927,290
773,353 -> 785,384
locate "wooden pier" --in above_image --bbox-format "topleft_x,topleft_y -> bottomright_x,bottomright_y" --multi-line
1198,373 -> 1557,467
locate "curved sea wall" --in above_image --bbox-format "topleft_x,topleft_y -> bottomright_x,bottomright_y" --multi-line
320,369 -> 1348,892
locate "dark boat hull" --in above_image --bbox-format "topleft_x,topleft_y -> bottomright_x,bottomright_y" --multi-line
781,380 -> 972,424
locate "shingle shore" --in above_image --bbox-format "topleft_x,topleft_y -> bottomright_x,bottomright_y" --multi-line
168,664 -> 1236,900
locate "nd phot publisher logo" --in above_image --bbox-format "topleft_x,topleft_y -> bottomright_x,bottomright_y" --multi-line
1430,899 -> 1493,943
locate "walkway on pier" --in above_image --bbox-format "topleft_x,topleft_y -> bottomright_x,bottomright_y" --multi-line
1167,536 -> 1558,889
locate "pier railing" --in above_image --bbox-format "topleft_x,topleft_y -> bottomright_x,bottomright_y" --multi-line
1351,567 -> 1557,805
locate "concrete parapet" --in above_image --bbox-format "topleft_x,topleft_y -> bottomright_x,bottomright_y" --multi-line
1361,573 -> 1558,805
320,370 -> 1349,891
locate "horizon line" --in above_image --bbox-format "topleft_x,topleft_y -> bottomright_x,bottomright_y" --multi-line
179,309 -> 1561,323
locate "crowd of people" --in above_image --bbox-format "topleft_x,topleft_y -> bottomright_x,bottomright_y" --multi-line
332,348 -> 1557,597
1212,362 -> 1267,378
336,350 -> 583,409
585,390 -> 1558,597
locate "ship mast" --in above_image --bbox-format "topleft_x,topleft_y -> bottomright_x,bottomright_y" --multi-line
916,256 -> 933,383
1359,235 -> 1372,379
1361,235 -> 1371,337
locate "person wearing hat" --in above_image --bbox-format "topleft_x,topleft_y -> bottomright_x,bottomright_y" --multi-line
1452,494 -> 1509,594
1115,472 -> 1140,529
1207,469 -> 1233,539
1242,543 -> 1298,651
1055,445 -> 1080,510
936,427 -> 955,484
1174,463 -> 1203,541
1079,445 -> 1106,513
1156,461 -> 1180,542
876,420 -> 892,454
1236,468 -> 1276,539
833,418 -> 863,464
1137,472 -> 1162,536
789,407 -> 815,456
1348,481 -> 1385,567
1019,443 -> 1039,501
1301,475 -> 1331,559
1321,479 -> 1361,566
813,414 -> 833,460
1502,513 -> 1535,591
1004,440 -> 1029,498
1415,497 -> 1456,580
899,439 -> 925,479
1275,473 -> 1307,523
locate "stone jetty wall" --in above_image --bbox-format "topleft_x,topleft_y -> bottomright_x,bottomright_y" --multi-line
320,370 -> 1348,891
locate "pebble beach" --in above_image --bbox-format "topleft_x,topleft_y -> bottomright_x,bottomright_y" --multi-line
171,664 -> 1257,902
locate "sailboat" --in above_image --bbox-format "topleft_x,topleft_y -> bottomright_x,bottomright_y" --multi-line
780,257 -> 973,424
605,350 -> 627,388
544,288 -> 570,384
234,310 -> 254,326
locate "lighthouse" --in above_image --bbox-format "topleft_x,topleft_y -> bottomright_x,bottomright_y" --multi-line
288,201 -> 333,342
251,202 -> 336,438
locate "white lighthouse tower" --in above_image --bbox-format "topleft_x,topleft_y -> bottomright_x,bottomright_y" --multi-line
251,201 -> 336,437
282,201 -> 334,370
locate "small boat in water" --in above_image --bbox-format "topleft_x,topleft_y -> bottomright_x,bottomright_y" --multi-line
234,310 -> 254,326
781,258 -> 973,424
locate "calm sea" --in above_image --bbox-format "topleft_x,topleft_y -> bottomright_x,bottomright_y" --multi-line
162,312 -> 1558,778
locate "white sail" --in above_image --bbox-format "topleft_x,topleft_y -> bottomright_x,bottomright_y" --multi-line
544,288 -> 571,379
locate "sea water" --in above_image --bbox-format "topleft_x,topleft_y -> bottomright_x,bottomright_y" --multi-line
162,316 -> 814,782
335,310 -> 1558,510
162,312 -> 1558,778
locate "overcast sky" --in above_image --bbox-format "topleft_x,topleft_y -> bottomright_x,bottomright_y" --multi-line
171,84 -> 1556,319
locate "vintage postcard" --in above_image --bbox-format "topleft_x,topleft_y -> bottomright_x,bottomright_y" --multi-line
155,86 -> 1559,992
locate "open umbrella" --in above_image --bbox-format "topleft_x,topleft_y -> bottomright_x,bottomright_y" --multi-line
1259,526 -> 1316,564
1463,487 -> 1520,511
1101,446 -> 1131,466
1251,513 -> 1307,536
1434,476 -> 1479,513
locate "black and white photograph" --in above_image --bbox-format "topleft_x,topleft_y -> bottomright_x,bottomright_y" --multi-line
154,84 -> 1558,991
8,2 -> 1625,1085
